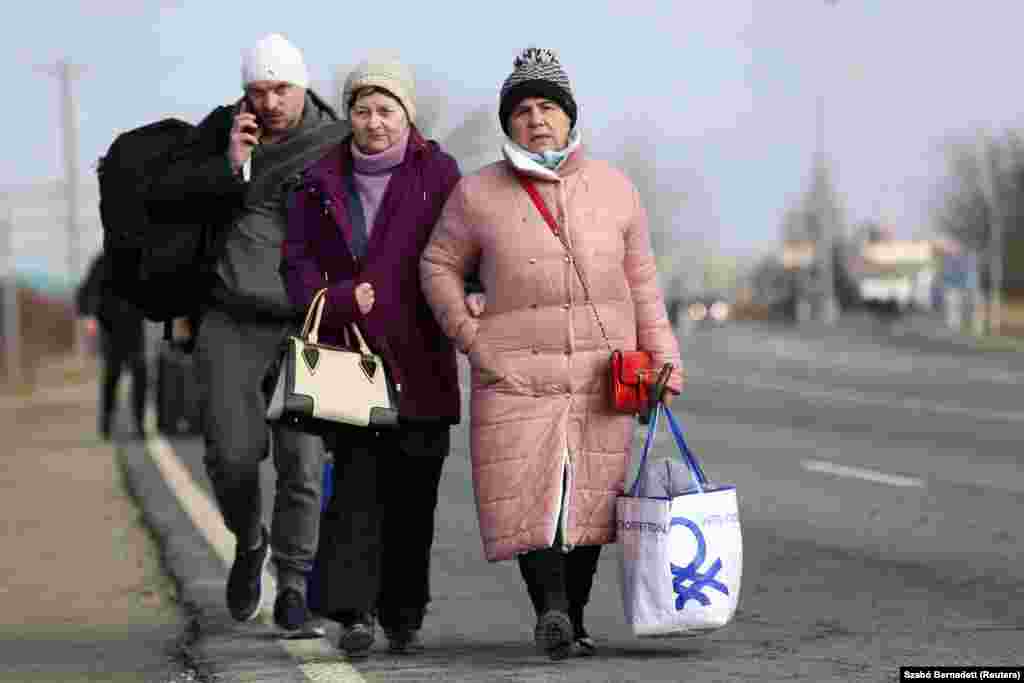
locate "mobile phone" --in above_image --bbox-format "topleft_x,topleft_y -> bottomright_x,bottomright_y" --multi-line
241,97 -> 263,141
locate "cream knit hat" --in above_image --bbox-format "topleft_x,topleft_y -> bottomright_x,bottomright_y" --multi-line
342,53 -> 417,124
241,33 -> 310,89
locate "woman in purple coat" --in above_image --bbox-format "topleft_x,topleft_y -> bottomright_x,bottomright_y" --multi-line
281,54 -> 466,660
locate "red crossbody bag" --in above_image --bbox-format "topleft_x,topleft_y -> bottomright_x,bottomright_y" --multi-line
517,174 -> 672,417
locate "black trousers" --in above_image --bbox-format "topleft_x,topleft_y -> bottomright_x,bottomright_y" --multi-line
518,545 -> 602,629
316,422 -> 449,631
99,334 -> 147,436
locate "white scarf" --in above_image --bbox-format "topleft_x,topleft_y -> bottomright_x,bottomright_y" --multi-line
502,128 -> 582,180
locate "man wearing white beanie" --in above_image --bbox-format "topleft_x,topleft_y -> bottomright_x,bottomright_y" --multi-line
148,33 -> 349,634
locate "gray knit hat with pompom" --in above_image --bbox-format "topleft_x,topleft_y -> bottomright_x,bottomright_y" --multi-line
499,47 -> 577,136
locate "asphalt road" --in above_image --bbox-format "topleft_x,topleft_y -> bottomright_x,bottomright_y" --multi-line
147,319 -> 1024,682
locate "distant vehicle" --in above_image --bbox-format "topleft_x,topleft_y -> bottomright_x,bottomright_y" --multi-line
851,239 -> 938,315
669,293 -> 732,328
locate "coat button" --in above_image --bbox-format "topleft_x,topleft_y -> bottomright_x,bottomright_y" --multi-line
562,303 -> 571,310
529,258 -> 537,265
564,256 -> 571,263
532,347 -> 539,354
530,303 -> 538,309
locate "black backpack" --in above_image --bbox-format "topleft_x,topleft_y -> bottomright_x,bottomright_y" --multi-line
98,118 -> 215,323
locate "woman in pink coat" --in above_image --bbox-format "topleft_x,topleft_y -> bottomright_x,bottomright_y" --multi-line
421,48 -> 683,660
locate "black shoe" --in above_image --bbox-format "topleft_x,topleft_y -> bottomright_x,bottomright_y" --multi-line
226,528 -> 269,622
305,617 -> 327,639
273,587 -> 308,631
338,619 -> 375,660
572,624 -> 596,657
534,610 -> 573,661
279,611 -> 327,641
384,627 -> 424,654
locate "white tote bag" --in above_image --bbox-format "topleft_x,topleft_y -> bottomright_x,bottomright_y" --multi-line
618,403 -> 742,638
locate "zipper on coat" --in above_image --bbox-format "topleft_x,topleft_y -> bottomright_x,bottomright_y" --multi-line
556,179 -> 574,554
316,190 -> 361,269
557,444 -> 574,553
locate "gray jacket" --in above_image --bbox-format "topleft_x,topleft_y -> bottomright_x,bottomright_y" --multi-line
215,92 -> 350,321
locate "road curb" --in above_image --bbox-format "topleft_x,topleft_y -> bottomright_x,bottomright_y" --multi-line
120,434 -> 324,682
118,435 -> 223,682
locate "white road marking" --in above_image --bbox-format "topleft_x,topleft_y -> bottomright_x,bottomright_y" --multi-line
801,459 -> 925,488
145,434 -> 366,682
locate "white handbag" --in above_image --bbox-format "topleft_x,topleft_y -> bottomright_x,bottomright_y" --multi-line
266,288 -> 398,431
618,403 -> 742,638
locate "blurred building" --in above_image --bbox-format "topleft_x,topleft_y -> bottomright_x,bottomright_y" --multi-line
2,179 -> 101,383
782,240 -> 816,270
0,178 -> 102,299
780,239 -> 839,322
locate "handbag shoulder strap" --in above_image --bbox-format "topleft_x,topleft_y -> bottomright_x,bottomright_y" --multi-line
518,174 -> 561,238
345,321 -> 372,354
516,174 -> 612,352
301,289 -> 328,341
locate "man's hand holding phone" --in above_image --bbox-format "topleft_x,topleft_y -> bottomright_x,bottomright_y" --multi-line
228,99 -> 261,175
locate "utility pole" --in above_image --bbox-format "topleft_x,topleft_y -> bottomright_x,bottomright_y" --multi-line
39,58 -> 88,360
2,209 -> 21,387
816,94 -> 838,325
814,0 -> 841,326
976,130 -> 1004,336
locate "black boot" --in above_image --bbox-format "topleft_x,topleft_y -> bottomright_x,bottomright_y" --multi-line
566,545 -> 601,656
380,606 -> 426,654
336,611 -> 375,660
568,603 -> 596,656
518,549 -> 572,660
535,610 -> 573,661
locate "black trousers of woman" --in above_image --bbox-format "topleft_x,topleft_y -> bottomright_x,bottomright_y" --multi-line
518,545 -> 602,633
315,422 -> 449,632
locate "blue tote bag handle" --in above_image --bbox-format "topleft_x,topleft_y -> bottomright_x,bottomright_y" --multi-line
628,401 -> 709,497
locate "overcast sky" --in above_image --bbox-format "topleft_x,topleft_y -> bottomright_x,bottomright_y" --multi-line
5,0 -> 1024,276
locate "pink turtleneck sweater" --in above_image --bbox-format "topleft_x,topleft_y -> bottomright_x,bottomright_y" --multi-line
350,127 -> 410,236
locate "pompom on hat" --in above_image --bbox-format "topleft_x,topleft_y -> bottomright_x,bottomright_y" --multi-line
241,33 -> 310,89
499,47 -> 577,136
342,53 -> 417,124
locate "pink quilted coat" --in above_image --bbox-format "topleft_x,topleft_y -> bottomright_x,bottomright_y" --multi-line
420,142 -> 683,562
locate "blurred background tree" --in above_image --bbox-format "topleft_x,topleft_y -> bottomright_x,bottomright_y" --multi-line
441,106 -> 500,174
610,123 -> 721,298
776,161 -> 859,312
932,130 -> 1024,295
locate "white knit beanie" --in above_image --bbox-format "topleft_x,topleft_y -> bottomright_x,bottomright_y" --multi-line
241,33 -> 310,89
342,53 -> 417,124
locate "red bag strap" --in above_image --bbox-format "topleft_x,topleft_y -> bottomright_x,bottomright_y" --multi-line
517,173 -> 560,237
516,173 -> 612,352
